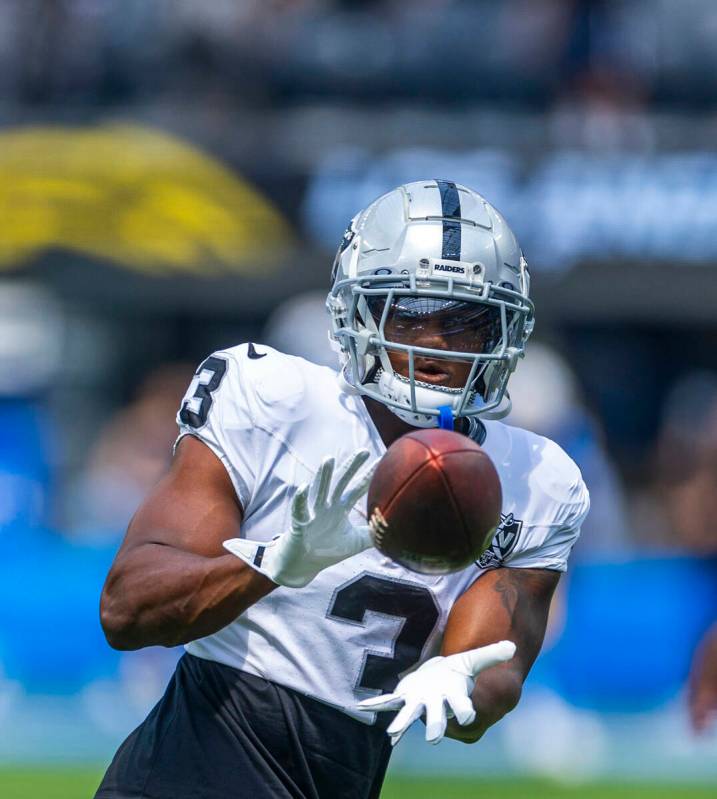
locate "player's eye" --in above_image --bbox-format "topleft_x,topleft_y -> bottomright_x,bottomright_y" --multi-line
391,309 -> 417,327
367,297 -> 417,329
439,307 -> 496,335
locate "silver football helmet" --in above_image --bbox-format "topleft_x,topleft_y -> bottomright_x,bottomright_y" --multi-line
327,180 -> 533,428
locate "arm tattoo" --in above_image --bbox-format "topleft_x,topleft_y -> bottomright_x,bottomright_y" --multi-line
493,568 -> 520,618
491,567 -> 560,647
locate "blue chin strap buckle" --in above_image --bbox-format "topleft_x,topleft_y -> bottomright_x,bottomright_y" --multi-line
437,405 -> 454,430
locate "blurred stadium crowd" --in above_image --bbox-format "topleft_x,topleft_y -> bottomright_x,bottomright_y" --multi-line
1,0 -> 716,779
2,0 -> 717,110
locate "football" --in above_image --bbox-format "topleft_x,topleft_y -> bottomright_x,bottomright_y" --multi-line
367,428 -> 502,574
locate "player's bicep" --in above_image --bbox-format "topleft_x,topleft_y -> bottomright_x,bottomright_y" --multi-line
441,567 -> 560,679
118,435 -> 243,559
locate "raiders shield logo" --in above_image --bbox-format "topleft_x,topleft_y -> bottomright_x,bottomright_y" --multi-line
338,222 -> 356,254
477,513 -> 523,568
330,220 -> 357,284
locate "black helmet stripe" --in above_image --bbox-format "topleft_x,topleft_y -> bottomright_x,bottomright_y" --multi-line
436,179 -> 461,261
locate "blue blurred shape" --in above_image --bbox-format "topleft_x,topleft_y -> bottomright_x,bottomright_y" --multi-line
0,400 -> 52,531
540,557 -> 717,711
0,530 -> 120,694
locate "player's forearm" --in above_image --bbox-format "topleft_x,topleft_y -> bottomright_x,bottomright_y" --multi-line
100,544 -> 276,650
444,668 -> 523,744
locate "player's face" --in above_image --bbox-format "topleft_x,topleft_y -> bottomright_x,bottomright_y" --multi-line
368,296 -> 501,388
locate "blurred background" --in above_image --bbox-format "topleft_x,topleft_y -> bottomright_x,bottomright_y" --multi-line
1,0 -> 717,794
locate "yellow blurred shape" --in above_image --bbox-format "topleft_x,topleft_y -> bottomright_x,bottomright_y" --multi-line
0,124 -> 293,275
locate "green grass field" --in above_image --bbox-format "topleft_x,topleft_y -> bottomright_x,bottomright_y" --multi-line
1,769 -> 716,799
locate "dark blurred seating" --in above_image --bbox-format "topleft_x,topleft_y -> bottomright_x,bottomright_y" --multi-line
0,1 -> 715,109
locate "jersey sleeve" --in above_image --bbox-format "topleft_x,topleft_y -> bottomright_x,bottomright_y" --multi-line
503,470 -> 590,573
175,350 -> 256,510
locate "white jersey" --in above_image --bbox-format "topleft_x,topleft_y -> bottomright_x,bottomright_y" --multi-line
176,344 -> 589,723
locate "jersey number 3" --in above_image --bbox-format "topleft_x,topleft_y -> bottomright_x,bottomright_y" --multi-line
328,573 -> 440,694
179,356 -> 227,429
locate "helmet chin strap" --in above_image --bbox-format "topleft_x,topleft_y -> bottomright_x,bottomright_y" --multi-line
437,406 -> 454,430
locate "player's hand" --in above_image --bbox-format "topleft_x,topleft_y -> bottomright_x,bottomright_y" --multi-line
223,450 -> 375,588
356,641 -> 516,746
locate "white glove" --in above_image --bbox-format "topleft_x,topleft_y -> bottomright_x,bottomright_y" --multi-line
357,640 -> 516,746
223,449 -> 375,588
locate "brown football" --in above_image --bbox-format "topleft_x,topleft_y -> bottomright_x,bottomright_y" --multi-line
367,428 -> 502,574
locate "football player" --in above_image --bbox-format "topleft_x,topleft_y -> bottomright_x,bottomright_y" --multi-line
95,181 -> 589,799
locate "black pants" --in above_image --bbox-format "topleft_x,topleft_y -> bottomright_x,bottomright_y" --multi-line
94,653 -> 392,799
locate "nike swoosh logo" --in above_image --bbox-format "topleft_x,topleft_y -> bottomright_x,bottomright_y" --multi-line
247,343 -> 267,359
